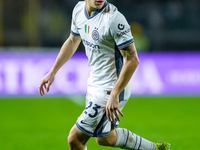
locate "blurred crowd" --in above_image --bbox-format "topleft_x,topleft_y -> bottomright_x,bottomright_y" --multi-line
0,0 -> 200,51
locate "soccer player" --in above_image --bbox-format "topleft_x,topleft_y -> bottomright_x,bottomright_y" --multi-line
38,0 -> 171,150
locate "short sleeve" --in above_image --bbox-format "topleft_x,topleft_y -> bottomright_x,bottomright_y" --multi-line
70,4 -> 81,36
109,12 -> 134,49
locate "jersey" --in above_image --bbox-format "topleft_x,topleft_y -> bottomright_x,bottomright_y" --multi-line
71,1 -> 134,101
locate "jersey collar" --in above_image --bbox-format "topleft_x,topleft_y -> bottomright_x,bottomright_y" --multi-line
84,1 -> 108,19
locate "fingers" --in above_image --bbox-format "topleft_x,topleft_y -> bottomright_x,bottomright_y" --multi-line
117,108 -> 124,118
106,106 -> 123,124
46,81 -> 51,92
38,72 -> 54,96
106,107 -> 113,122
113,109 -> 120,121
38,79 -> 47,96
38,82 -> 45,96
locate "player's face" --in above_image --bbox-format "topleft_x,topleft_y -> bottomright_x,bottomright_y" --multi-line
85,0 -> 106,11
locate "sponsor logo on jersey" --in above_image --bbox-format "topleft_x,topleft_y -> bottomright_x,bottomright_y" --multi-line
82,39 -> 101,54
117,28 -> 131,37
118,23 -> 125,30
117,23 -> 131,37
82,39 -> 100,49
92,27 -> 99,41
85,24 -> 90,34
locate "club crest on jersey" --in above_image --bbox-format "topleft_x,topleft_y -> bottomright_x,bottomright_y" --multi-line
92,27 -> 99,41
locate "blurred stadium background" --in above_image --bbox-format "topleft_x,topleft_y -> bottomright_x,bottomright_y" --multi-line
0,0 -> 200,150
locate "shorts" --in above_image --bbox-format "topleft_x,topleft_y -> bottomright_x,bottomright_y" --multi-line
75,89 -> 128,137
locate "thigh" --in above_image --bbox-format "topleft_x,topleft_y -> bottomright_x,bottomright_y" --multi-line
69,125 -> 90,145
95,128 -> 118,146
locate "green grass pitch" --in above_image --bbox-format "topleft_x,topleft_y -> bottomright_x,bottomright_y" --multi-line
0,96 -> 200,150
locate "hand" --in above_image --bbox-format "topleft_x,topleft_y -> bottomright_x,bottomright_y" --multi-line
38,72 -> 55,96
106,94 -> 124,124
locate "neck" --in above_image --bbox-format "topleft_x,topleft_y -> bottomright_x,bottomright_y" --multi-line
85,1 -> 106,17
85,5 -> 97,17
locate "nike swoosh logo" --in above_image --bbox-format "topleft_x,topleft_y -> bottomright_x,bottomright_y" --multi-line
80,120 -> 89,125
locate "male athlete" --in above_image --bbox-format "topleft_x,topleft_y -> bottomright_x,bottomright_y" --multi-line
38,0 -> 170,150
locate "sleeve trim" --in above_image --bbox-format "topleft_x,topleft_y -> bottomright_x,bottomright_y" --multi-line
71,30 -> 80,36
117,38 -> 134,50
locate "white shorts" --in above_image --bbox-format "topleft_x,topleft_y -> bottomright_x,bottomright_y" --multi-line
76,90 -> 129,137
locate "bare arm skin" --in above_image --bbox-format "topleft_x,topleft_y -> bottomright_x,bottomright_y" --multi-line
38,34 -> 81,96
106,43 -> 139,123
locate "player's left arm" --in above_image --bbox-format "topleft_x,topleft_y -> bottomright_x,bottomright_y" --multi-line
114,42 -> 139,96
106,42 -> 139,123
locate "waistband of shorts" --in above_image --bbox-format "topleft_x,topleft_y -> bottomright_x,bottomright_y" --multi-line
87,86 -> 112,96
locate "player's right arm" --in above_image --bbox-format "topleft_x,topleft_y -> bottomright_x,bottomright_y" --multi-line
38,34 -> 81,96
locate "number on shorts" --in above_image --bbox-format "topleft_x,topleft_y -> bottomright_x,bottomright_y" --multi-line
84,101 -> 101,118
